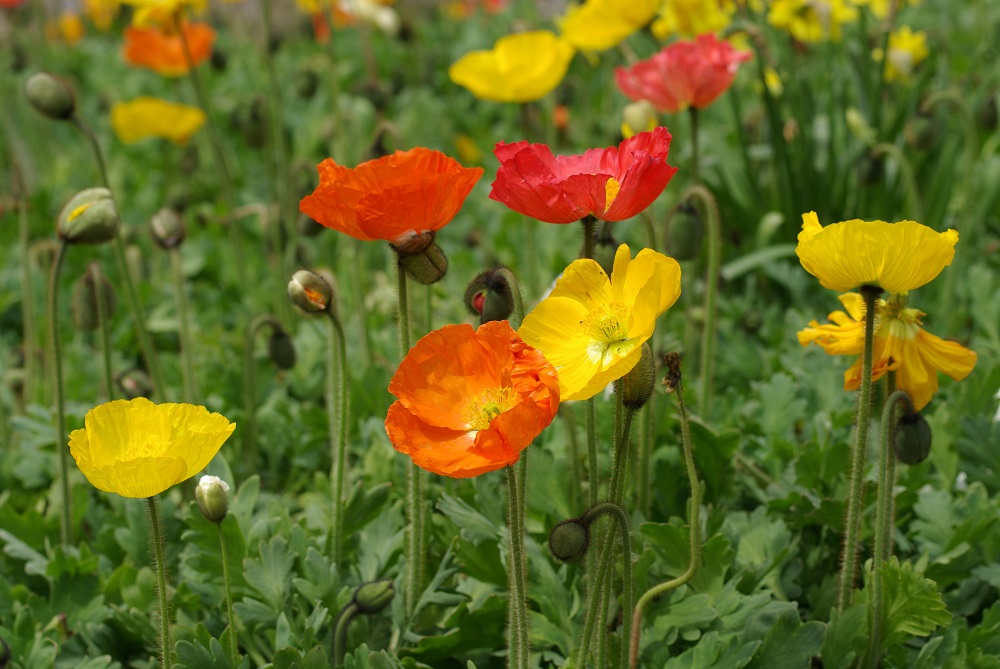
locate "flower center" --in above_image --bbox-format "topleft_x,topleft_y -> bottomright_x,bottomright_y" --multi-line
604,177 -> 621,212
465,386 -> 518,431
583,302 -> 630,343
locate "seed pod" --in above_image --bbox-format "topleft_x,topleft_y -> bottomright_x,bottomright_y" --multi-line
549,518 -> 589,563
24,71 -> 76,120
195,475 -> 231,522
57,188 -> 119,245
894,411 -> 931,465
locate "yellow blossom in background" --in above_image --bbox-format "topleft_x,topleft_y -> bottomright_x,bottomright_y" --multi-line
857,0 -> 918,19
559,0 -> 659,51
651,0 -> 735,40
449,31 -> 575,103
46,12 -> 85,45
799,292 -> 976,410
519,244 -> 681,401
120,0 -> 206,26
764,66 -> 784,95
111,97 -> 206,144
768,0 -> 858,43
69,398 -> 235,499
84,0 -> 121,30
874,26 -> 929,82
454,134 -> 483,164
796,211 -> 958,294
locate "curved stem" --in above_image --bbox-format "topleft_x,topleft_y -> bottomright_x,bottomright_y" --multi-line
582,503 -> 634,669
868,384 -> 912,669
492,267 -> 525,328
837,285 -> 881,612
870,142 -> 923,221
505,465 -> 529,669
242,314 -> 283,466
332,602 -> 359,667
630,375 -> 700,668
48,240 -> 71,545
146,496 -> 174,669
71,116 -> 109,188
91,263 -> 116,401
217,522 -> 239,663
326,310 -> 349,566
683,185 -> 721,418
169,248 -> 198,403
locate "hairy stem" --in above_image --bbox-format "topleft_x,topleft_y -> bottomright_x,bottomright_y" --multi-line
147,497 -> 174,669
48,240 -> 71,545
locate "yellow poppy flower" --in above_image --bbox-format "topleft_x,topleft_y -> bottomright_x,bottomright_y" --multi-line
560,0 -> 659,52
84,0 -> 121,31
449,31 -> 575,103
873,26 -> 929,83
799,292 -> 976,410
650,0 -> 735,40
45,12 -> 85,45
857,0 -> 918,19
767,0 -> 858,43
518,244 -> 681,401
69,398 -> 236,499
796,212 -> 959,294
111,97 -> 206,145
120,0 -> 206,27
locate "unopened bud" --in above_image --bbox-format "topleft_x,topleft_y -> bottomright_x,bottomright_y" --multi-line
24,71 -> 76,120
352,580 -> 395,615
118,369 -> 154,399
620,343 -> 655,410
267,327 -> 296,370
57,188 -> 119,245
71,263 -> 117,331
288,269 -> 332,313
549,518 -> 589,563
195,475 -> 231,523
621,100 -> 657,139
464,268 -> 516,323
149,208 -> 186,249
666,202 -> 702,261
894,411 -> 931,465
397,241 -> 448,285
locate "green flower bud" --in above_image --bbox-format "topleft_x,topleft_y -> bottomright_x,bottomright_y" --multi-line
894,411 -> 931,465
288,269 -> 332,313
267,327 -> 296,370
666,203 -> 702,261
118,369 -> 154,399
464,267 -> 516,324
619,343 -> 655,410
149,208 -> 186,250
57,188 -> 120,245
71,263 -> 117,331
24,71 -> 76,121
396,240 -> 448,285
195,475 -> 231,523
549,518 -> 589,563
352,580 -> 395,615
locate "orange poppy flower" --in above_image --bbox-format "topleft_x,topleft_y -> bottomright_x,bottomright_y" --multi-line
300,147 -> 484,245
123,21 -> 214,76
385,321 -> 560,478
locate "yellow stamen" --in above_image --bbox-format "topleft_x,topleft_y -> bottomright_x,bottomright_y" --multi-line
464,387 -> 518,431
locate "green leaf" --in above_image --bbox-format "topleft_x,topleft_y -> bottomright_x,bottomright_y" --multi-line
820,603 -> 868,669
663,631 -> 760,669
244,535 -> 294,610
745,607 -> 824,669
437,494 -> 499,546
878,557 -> 952,649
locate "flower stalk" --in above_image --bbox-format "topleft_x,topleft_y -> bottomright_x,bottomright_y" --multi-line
505,465 -> 529,669
217,522 -> 239,663
48,239 -> 72,545
326,308 -> 348,566
146,496 -> 174,669
90,263 -> 116,400
242,314 -> 283,466
169,248 -> 198,403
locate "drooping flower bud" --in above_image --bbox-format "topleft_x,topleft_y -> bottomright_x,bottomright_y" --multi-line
149,208 -> 186,250
57,188 -> 119,245
464,267 -> 516,324
894,411 -> 932,465
396,239 -> 448,285
549,518 -> 589,563
195,475 -> 231,523
24,71 -> 76,121
352,579 -> 395,615
267,327 -> 296,370
666,202 -> 702,261
71,263 -> 117,331
288,269 -> 332,313
118,369 -> 154,399
619,343 -> 655,410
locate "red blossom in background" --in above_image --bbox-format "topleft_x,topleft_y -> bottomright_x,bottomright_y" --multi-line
489,127 -> 677,224
615,34 -> 752,113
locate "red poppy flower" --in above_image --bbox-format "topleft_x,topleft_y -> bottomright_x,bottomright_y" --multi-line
0,0 -> 27,8
614,34 -> 751,113
300,147 -> 484,244
385,321 -> 560,478
123,21 -> 214,77
489,127 -> 677,224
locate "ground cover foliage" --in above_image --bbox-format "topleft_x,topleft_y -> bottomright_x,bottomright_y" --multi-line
1,0 -> 999,668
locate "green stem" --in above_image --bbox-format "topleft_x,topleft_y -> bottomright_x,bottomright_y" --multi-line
48,240 -> 71,545
870,0 -> 898,134
630,374 -> 700,668
169,248 -> 198,403
581,215 -> 596,260
146,497 -> 174,669
505,465 -> 529,669
175,13 -> 247,288
560,405 -> 583,511
637,393 -> 655,517
242,314 -> 282,467
584,397 -> 598,585
71,116 -> 109,188
113,236 -> 167,399
350,240 -> 375,367
583,503 -> 634,669
326,309 -> 348,566
881,371 -> 898,560
217,522 -> 239,664
641,211 -> 658,251
683,185 -> 721,418
91,263 -> 116,401
868,386 -> 913,669
837,285 -> 882,612
689,107 -> 700,185
332,603 -> 359,667
18,184 -> 37,405
493,266 -> 525,328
